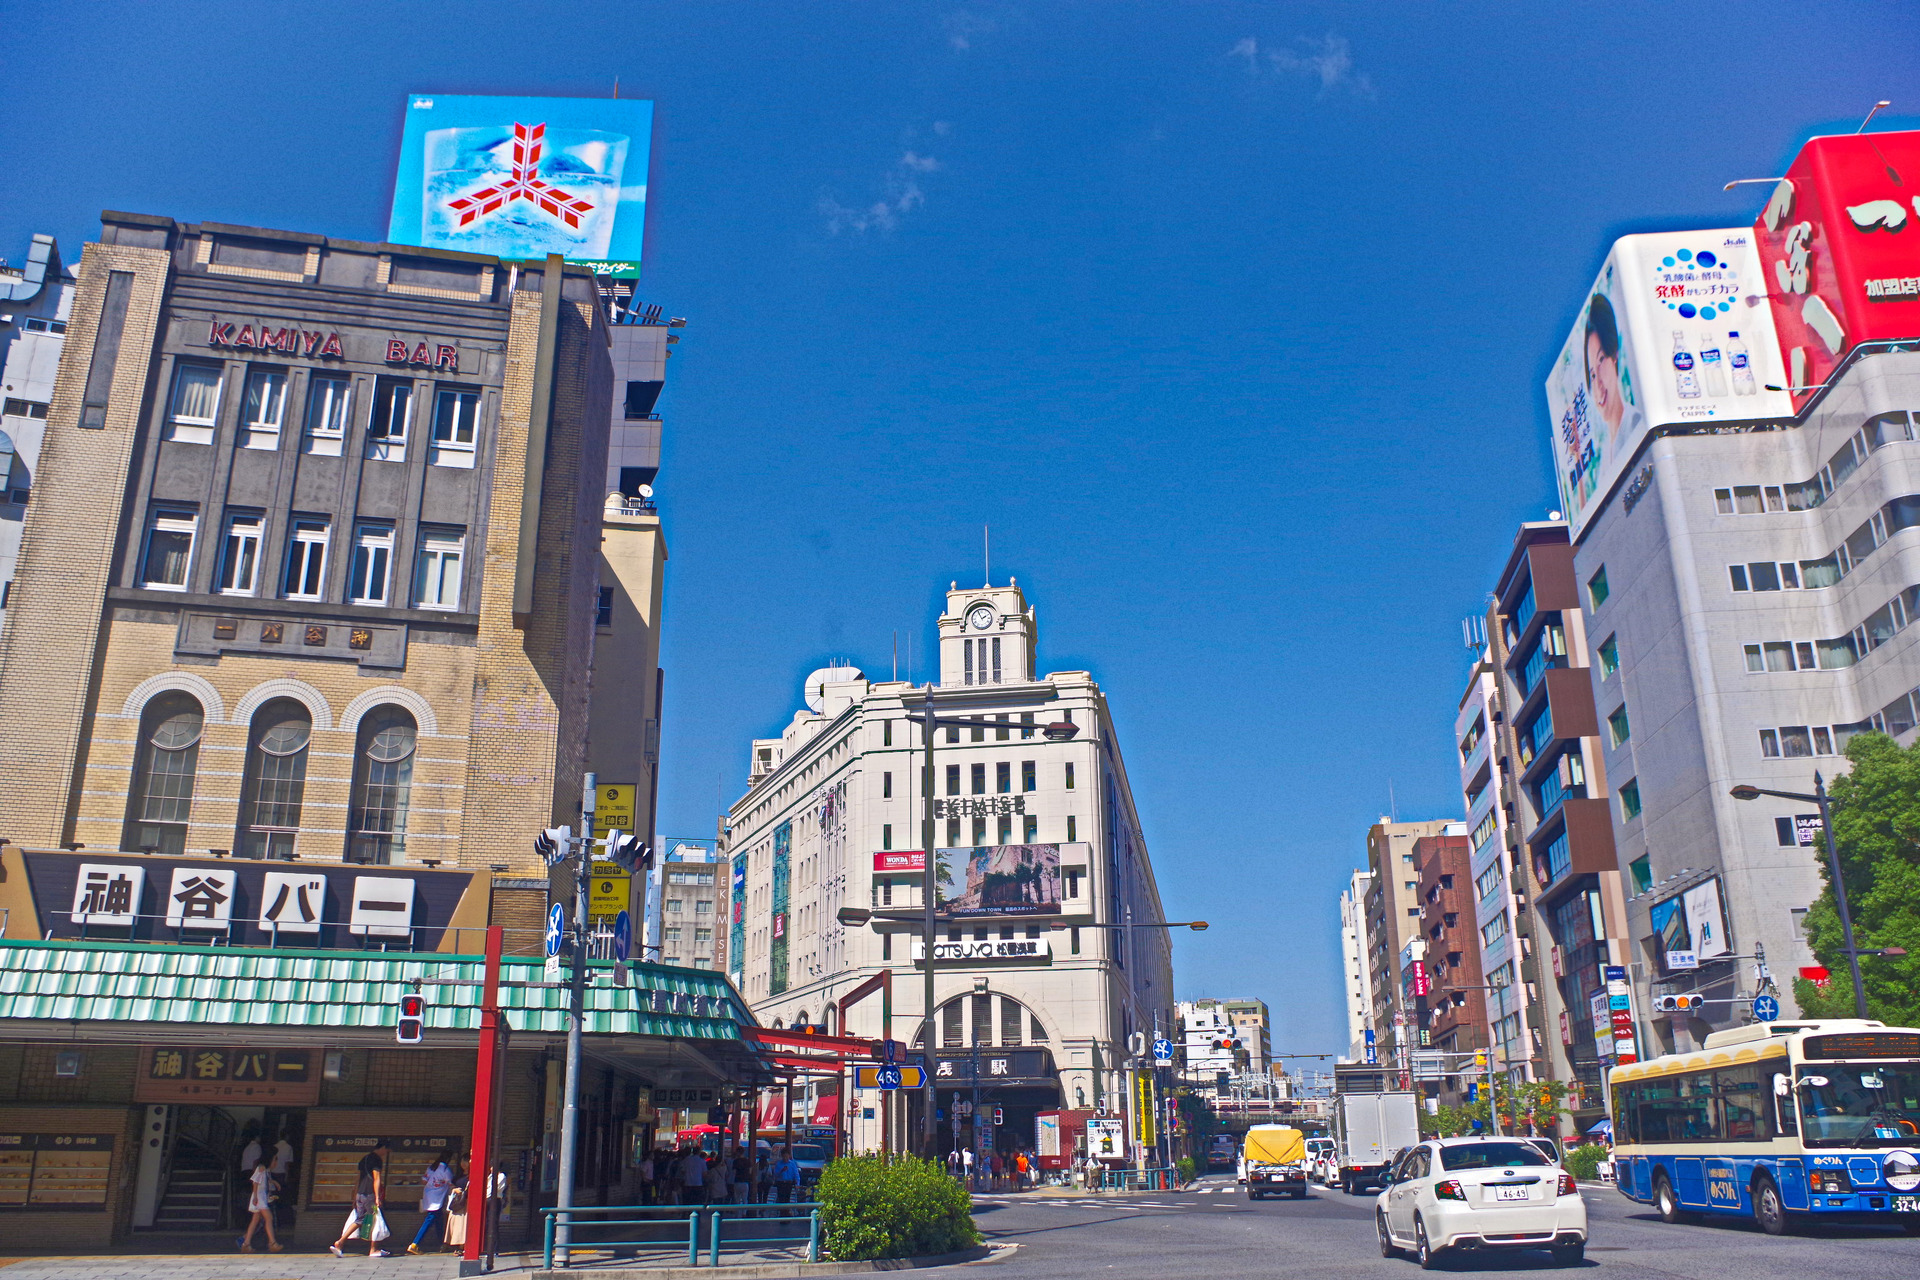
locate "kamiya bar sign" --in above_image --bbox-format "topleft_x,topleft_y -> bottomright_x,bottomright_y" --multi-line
206,320 -> 459,370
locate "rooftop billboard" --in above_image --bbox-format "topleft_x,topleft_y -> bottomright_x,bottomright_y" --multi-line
1546,230 -> 1794,536
387,93 -> 653,277
1752,130 -> 1920,411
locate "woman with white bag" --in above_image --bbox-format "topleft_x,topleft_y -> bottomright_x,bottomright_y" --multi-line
329,1138 -> 393,1257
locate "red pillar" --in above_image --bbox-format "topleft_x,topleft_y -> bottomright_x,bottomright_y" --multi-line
464,926 -> 503,1267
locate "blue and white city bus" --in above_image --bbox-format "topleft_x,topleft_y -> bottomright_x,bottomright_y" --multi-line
1608,1019 -> 1920,1234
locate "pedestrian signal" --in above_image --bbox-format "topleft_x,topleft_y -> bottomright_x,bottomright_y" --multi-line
396,992 -> 426,1044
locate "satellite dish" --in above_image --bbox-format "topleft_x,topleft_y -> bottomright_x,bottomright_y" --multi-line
802,664 -> 864,712
638,484 -> 654,499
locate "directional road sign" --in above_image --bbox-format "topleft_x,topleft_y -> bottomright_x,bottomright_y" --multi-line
1752,994 -> 1781,1023
546,903 -> 566,957
1151,1036 -> 1173,1064
613,909 -> 632,962
855,1065 -> 925,1090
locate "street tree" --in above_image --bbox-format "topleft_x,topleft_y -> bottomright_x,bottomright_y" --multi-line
1792,732 -> 1920,1024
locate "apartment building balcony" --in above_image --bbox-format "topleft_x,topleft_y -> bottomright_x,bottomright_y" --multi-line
1528,798 -> 1618,905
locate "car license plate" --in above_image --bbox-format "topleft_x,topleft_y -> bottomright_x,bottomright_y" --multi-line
1494,1186 -> 1530,1202
1896,1195 -> 1920,1214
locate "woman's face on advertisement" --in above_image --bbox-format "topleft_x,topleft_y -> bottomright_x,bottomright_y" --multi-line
1586,333 -> 1624,432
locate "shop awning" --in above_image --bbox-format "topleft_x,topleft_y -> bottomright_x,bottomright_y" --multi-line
0,939 -> 772,1082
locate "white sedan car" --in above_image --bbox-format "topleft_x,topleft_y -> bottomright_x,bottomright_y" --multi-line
1375,1137 -> 1587,1268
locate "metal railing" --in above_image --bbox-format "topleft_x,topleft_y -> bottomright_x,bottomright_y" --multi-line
541,1203 -> 821,1270
1098,1166 -> 1178,1191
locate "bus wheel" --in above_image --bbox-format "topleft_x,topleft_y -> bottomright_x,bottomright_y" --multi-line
1654,1172 -> 1690,1224
1752,1175 -> 1787,1236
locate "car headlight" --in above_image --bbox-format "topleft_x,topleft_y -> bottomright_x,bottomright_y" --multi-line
1808,1170 -> 1851,1194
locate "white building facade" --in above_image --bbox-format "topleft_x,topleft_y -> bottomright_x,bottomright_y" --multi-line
725,579 -> 1175,1156
1339,868 -> 1374,1060
0,234 -> 74,637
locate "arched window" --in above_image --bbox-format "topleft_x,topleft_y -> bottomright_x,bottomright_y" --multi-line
347,707 -> 415,865
912,994 -> 1052,1049
236,698 -> 310,860
123,693 -> 203,855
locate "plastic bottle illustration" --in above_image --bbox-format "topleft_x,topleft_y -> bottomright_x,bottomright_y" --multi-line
1672,331 -> 1700,399
1698,332 -> 1728,397
1727,331 -> 1757,395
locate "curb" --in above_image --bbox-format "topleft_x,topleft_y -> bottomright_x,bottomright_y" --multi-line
532,1242 -> 1008,1279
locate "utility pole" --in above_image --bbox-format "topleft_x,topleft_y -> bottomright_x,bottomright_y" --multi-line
920,686 -> 938,1159
554,772 -> 595,1265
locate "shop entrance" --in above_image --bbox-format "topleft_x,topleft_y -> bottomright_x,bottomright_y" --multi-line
138,1105 -> 306,1233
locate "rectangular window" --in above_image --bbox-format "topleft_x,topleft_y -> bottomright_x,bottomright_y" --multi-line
1744,643 -> 1765,672
1598,635 -> 1619,679
946,818 -> 961,845
595,586 -> 613,627
1586,566 -> 1609,609
1020,712 -> 1035,739
217,514 -> 262,595
1759,728 -> 1780,757
366,380 -> 412,461
429,387 -> 480,467
996,714 -> 1010,741
882,823 -> 892,850
414,534 -> 463,610
884,721 -> 893,747
1022,760 -> 1036,792
282,519 -> 329,599
992,637 -> 1002,682
964,638 -> 974,685
238,369 -> 286,449
141,509 -> 197,589
946,726 -> 959,743
945,764 -> 960,796
998,815 -> 1012,844
996,761 -> 1011,793
971,763 -> 986,795
1065,762 -> 1075,790
348,525 -> 393,604
1749,561 -> 1780,591
303,375 -> 352,455
972,816 -> 987,845
1779,725 -> 1813,757
971,724 -> 984,742
1729,564 -> 1750,592
1619,777 -> 1642,820
1066,814 -> 1077,842
881,931 -> 893,961
1023,815 -> 1037,841
166,364 -> 222,444
1714,487 -> 1734,514
882,772 -> 893,799
1607,705 -> 1631,748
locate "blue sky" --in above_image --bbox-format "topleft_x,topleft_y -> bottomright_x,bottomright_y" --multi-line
4,1 -> 1911,1060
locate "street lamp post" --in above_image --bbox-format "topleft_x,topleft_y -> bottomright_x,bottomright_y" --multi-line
1730,774 -> 1909,1019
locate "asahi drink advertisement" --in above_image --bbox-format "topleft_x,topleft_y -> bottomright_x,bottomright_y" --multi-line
1546,230 -> 1794,536
387,93 -> 653,277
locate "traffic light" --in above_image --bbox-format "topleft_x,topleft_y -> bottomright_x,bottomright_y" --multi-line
1656,993 -> 1704,1013
992,1106 -> 1004,1126
396,992 -> 426,1045
603,829 -> 650,873
534,825 -> 571,866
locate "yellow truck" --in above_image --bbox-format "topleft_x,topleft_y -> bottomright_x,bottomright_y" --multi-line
1240,1124 -> 1308,1200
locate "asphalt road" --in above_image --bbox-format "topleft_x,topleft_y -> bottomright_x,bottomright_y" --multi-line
969,1174 -> 1920,1280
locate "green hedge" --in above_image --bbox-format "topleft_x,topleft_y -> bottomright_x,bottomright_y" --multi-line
816,1154 -> 981,1261
1176,1156 -> 1196,1186
1563,1143 -> 1607,1181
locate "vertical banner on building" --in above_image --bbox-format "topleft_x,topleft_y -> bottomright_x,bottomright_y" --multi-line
729,856 -> 747,987
1604,965 -> 1638,1065
1132,1072 -> 1157,1150
770,822 -> 791,996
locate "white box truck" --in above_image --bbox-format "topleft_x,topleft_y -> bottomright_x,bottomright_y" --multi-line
1333,1091 -> 1419,1194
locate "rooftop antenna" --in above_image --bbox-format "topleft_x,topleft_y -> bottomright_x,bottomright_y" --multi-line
1388,778 -> 1398,824
984,525 -> 991,587
613,77 -> 620,99
1858,99 -> 1891,132
893,630 -> 899,682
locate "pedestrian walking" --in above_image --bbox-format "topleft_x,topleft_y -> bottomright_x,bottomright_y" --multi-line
637,1150 -> 656,1205
731,1152 -> 750,1205
962,1147 -> 975,1188
237,1154 -> 284,1253
772,1150 -> 800,1204
679,1147 -> 708,1206
330,1139 -> 392,1257
1015,1151 -> 1030,1190
752,1151 -> 769,1205
705,1152 -> 730,1206
270,1130 -> 296,1231
442,1156 -> 470,1254
407,1147 -> 456,1254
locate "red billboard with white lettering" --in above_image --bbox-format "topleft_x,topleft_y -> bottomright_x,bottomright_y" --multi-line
1753,130 -> 1920,408
872,851 -> 926,872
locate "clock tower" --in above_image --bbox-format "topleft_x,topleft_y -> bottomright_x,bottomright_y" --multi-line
937,579 -> 1036,686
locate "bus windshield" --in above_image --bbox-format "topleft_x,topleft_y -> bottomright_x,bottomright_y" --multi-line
1799,1063 -> 1920,1146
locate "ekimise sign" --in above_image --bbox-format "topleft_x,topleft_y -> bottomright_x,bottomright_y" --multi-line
206,319 -> 460,370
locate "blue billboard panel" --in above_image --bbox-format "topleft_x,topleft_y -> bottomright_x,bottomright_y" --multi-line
388,93 -> 652,275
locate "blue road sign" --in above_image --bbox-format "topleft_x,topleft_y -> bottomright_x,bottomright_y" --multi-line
546,903 -> 566,957
1151,1036 -> 1174,1063
882,1038 -> 902,1065
1753,994 -> 1781,1023
613,909 -> 632,962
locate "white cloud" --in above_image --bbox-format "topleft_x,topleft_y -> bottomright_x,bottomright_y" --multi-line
943,10 -> 996,52
932,121 -> 953,137
820,153 -> 939,235
1229,34 -> 1375,97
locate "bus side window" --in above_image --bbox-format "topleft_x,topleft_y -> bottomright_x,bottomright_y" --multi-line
1771,1071 -> 1798,1136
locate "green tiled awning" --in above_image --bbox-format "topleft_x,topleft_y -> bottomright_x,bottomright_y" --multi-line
0,939 -> 752,1042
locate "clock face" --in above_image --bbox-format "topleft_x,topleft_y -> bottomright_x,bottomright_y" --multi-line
968,606 -> 995,630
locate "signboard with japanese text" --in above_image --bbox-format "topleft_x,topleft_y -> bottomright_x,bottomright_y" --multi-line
1547,230 -> 1794,536
22,851 -> 475,950
311,1135 -> 464,1205
591,783 -> 637,840
931,1048 -> 1053,1085
0,1135 -> 114,1210
911,936 -> 1050,962
588,862 -> 630,918
135,1047 -> 319,1105
388,94 -> 653,277
872,851 -> 927,873
1086,1118 -> 1124,1160
931,844 -> 1062,919
1605,965 -> 1638,1064
1753,131 -> 1920,409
